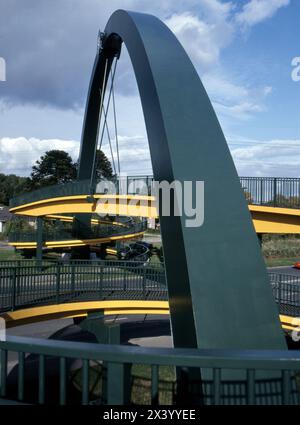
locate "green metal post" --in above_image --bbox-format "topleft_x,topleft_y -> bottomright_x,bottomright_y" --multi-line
274,177 -> 277,207
0,349 -> 7,397
99,264 -> 103,299
82,359 -> 89,405
71,263 -> 75,294
107,362 -> 131,405
142,267 -> 146,298
38,354 -> 45,404
59,357 -> 67,405
18,352 -> 25,402
36,217 -> 43,266
151,365 -> 159,405
11,267 -> 16,311
56,263 -> 61,304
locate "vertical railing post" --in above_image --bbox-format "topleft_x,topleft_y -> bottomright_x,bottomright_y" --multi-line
82,359 -> 89,405
213,368 -> 221,405
11,267 -> 16,311
273,177 -> 277,207
36,216 -> 43,267
18,352 -> 25,402
151,365 -> 159,405
59,357 -> 67,405
282,370 -> 291,405
0,349 -> 7,398
38,354 -> 45,404
143,266 -> 146,298
56,262 -> 61,304
99,263 -> 103,299
107,362 -> 131,405
246,369 -> 255,405
123,265 -> 127,291
278,275 -> 282,313
71,262 -> 75,294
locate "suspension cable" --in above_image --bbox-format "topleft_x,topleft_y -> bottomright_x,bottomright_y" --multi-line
98,58 -> 118,176
90,58 -> 108,194
98,59 -> 118,151
111,70 -> 121,176
101,102 -> 117,176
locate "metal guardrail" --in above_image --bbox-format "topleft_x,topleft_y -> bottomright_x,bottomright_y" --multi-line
0,261 -> 299,405
269,273 -> 300,317
0,261 -> 299,317
240,177 -> 300,209
8,219 -> 147,244
0,336 -> 299,405
9,176 -> 300,210
0,260 -> 166,312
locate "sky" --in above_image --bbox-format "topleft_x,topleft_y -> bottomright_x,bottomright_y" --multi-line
0,0 -> 299,177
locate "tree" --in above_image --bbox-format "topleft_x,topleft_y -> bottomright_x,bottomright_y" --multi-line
265,194 -> 300,208
31,150 -> 77,189
94,149 -> 114,180
0,174 -> 31,205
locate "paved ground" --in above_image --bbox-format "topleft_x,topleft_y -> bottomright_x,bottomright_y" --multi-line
5,315 -> 172,375
0,242 -> 13,249
268,266 -> 300,276
143,233 -> 162,244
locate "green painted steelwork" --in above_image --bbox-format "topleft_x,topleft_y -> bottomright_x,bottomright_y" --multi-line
36,217 -> 43,263
75,10 -> 286,355
0,336 -> 299,405
6,9 -> 300,403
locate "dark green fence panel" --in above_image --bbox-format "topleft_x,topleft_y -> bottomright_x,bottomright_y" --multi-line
0,336 -> 299,405
0,261 -> 299,316
9,176 -> 300,210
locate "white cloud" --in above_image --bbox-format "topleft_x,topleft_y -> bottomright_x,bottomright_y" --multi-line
0,0 -> 294,178
202,73 -> 272,120
0,135 -> 152,177
236,0 -> 290,27
0,137 -> 79,176
164,0 -> 282,122
1,135 -> 299,180
165,8 -> 234,72
230,138 -> 300,176
99,134 -> 152,175
215,100 -> 265,120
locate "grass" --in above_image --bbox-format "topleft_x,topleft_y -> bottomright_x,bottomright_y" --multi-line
0,248 -> 23,261
262,235 -> 300,267
71,363 -> 176,405
262,235 -> 300,257
144,229 -> 161,235
70,363 -> 300,405
264,257 -> 300,267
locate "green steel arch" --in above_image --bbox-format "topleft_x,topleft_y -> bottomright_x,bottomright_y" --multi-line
77,10 -> 285,353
